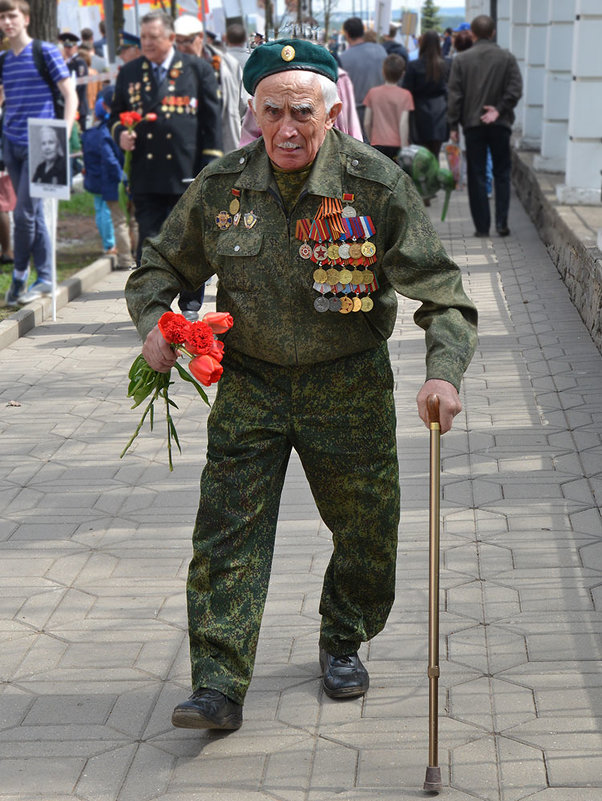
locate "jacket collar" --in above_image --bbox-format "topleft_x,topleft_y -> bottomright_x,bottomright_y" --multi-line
234,129 -> 343,199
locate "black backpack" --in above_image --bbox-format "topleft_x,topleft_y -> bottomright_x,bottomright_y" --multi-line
0,39 -> 65,119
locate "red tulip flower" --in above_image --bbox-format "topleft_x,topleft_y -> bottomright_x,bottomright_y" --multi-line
189,354 -> 224,386
202,311 -> 234,334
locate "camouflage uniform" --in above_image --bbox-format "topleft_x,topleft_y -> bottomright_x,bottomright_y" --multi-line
126,129 -> 477,704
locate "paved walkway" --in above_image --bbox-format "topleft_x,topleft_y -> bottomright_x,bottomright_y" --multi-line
1,183 -> 601,801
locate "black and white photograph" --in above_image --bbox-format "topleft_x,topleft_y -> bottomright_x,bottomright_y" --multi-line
28,118 -> 70,200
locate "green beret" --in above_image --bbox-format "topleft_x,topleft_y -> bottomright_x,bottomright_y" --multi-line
243,38 -> 338,95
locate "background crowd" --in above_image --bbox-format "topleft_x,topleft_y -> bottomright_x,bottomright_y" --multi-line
0,2 -> 520,311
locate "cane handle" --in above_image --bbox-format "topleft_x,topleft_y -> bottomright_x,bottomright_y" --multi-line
427,394 -> 440,426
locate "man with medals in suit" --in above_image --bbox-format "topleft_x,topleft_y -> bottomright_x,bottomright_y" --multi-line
109,10 -> 223,318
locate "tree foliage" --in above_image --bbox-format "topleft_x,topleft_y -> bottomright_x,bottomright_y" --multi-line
421,0 -> 441,31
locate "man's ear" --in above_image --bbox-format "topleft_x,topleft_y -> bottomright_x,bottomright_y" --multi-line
325,102 -> 343,129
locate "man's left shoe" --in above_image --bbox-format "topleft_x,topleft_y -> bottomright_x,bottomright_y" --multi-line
171,688 -> 243,730
319,648 -> 369,699
18,281 -> 52,304
496,227 -> 510,237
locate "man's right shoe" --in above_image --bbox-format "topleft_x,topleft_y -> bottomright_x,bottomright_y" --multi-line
171,688 -> 243,730
496,227 -> 510,237
473,231 -> 489,238
320,648 -> 370,699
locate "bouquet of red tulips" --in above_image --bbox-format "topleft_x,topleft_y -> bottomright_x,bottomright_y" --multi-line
121,311 -> 233,470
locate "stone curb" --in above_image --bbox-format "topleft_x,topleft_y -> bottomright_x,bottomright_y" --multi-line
0,254 -> 114,351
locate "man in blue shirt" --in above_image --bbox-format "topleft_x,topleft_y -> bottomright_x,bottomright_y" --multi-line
0,0 -> 77,306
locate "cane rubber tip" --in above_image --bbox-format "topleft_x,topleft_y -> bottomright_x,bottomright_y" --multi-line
423,765 -> 442,793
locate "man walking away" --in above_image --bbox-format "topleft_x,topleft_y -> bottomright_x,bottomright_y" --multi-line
447,14 -> 522,237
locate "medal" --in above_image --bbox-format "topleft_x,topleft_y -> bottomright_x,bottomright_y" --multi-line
351,269 -> 364,284
215,211 -> 232,230
352,297 -> 362,312
314,296 -> 330,312
299,242 -> 313,259
339,268 -> 352,285
313,243 -> 328,262
348,242 -> 363,260
342,205 -> 357,218
339,296 -> 353,314
233,212 -> 241,226
326,268 -> 340,285
229,198 -> 240,215
313,268 -> 328,283
326,243 -> 340,261
364,269 -> 375,284
328,296 -> 342,312
244,211 -> 258,229
338,242 -> 350,260
361,241 -> 376,258
361,296 -> 374,312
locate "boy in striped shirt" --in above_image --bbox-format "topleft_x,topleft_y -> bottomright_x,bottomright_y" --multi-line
0,0 -> 77,305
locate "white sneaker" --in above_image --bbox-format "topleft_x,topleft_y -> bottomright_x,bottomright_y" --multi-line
18,281 -> 52,304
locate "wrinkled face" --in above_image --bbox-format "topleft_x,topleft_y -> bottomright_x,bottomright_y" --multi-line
0,8 -> 29,39
40,128 -> 58,161
175,32 -> 203,56
251,72 -> 341,171
140,19 -> 175,64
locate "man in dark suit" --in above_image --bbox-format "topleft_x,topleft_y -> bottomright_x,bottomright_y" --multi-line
109,10 -> 223,317
59,32 -> 89,130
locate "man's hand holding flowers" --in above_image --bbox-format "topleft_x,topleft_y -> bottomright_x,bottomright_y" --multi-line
122,311 -> 233,469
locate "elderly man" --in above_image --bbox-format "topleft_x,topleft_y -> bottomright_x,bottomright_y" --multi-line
125,40 -> 477,731
174,14 -> 245,154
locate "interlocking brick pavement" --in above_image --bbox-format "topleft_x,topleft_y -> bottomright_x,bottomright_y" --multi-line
0,182 -> 601,800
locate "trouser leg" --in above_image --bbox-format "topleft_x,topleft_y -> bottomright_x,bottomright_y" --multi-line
464,127 -> 490,234
293,344 -> 400,656
488,126 -> 512,231
187,353 -> 292,704
106,199 -> 133,267
94,195 -> 114,250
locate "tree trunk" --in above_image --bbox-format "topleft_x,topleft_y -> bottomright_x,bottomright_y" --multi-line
27,0 -> 57,41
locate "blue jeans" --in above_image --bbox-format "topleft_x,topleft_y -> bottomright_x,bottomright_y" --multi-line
2,136 -> 52,282
93,196 -> 115,250
464,125 -> 511,234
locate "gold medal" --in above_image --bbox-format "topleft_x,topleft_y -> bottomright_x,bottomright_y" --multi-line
361,241 -> 376,258
326,268 -> 340,285
348,242 -> 362,259
351,269 -> 364,284
326,243 -> 340,261
338,242 -> 351,260
352,296 -> 362,312
313,268 -> 328,283
364,269 -> 375,284
299,242 -> 313,259
361,296 -> 374,312
229,198 -> 240,215
339,268 -> 352,285
339,296 -> 353,314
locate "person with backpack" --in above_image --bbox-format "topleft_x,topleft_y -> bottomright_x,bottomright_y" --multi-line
0,0 -> 77,306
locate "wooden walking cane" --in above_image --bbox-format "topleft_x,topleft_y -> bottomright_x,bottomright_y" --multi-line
423,394 -> 443,794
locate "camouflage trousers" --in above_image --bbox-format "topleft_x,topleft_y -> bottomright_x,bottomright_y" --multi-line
186,342 -> 400,704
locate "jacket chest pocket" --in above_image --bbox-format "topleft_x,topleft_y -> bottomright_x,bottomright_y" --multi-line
216,231 -> 263,292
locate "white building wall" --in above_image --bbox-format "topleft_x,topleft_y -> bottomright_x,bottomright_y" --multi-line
556,0 -> 602,203
520,0 -> 548,148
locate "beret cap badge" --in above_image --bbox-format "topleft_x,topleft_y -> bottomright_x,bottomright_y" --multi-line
281,44 -> 295,62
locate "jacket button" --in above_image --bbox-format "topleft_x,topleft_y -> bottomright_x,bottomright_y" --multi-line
147,153 -> 153,159
239,157 -> 245,164
234,245 -> 240,252
166,154 -> 172,159
351,159 -> 359,166
147,132 -> 153,139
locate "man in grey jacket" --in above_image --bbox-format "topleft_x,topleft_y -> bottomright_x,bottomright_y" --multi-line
447,15 -> 522,237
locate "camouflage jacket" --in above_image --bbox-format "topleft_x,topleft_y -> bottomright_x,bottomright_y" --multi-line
126,129 -> 477,389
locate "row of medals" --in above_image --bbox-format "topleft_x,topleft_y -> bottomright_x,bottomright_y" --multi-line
299,214 -> 377,315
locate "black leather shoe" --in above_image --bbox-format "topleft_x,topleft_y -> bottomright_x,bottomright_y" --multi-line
473,230 -> 489,237
319,648 -> 369,699
171,688 -> 243,730
497,227 -> 510,236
